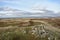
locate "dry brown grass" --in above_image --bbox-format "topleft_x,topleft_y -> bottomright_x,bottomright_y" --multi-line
0,18 -> 60,28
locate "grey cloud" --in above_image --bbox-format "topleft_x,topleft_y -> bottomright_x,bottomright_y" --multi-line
0,7 -> 60,18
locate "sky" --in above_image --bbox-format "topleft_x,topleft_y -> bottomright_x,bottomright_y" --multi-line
0,0 -> 60,12
0,0 -> 60,18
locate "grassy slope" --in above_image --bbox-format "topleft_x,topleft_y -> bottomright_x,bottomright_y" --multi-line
0,18 -> 60,40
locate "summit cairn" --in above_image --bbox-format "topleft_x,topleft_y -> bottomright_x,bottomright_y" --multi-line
31,24 -> 47,37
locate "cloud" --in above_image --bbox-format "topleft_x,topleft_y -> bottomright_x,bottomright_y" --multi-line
30,0 -> 60,12
0,7 -> 59,18
0,0 -> 60,12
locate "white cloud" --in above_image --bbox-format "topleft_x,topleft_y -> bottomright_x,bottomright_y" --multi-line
30,1 -> 60,12
0,8 -> 60,17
